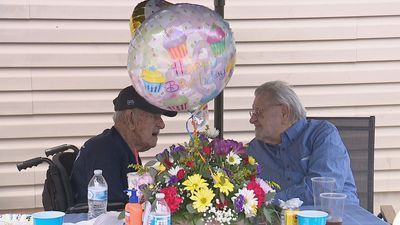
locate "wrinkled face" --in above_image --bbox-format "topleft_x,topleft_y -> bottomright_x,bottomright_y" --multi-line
132,109 -> 165,151
249,93 -> 285,144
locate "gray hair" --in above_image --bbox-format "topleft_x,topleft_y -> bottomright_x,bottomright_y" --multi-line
112,108 -> 139,124
255,80 -> 306,122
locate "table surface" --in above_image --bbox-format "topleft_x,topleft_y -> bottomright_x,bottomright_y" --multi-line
64,204 -> 389,225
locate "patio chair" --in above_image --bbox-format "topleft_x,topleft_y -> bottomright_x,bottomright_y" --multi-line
307,116 -> 375,213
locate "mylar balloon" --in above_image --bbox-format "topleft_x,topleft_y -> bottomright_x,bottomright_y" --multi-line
127,3 -> 236,112
129,0 -> 173,37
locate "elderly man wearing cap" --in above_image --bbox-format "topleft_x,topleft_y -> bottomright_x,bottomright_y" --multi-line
70,86 -> 177,204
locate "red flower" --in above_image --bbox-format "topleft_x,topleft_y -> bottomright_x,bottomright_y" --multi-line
177,169 -> 185,180
215,199 -> 228,209
164,159 -> 173,168
242,156 -> 249,165
247,181 -> 265,208
186,161 -> 194,168
202,146 -> 212,155
160,186 -> 183,213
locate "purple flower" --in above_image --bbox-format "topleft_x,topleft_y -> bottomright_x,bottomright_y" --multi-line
210,138 -> 230,155
198,133 -> 209,143
223,168 -> 233,177
171,145 -> 185,154
234,195 -> 245,212
169,175 -> 179,185
211,139 -> 246,155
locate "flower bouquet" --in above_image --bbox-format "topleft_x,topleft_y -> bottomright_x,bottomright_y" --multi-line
131,127 -> 281,225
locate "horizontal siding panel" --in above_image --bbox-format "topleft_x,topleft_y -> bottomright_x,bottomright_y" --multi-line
375,149 -> 400,170
374,171 -> 400,192
0,20 -> 130,43
3,16 -> 400,44
0,44 -> 127,67
4,0 -> 400,20
0,137 -> 86,163
8,0 -> 212,20
2,62 -> 400,92
0,0 -> 29,19
3,40 -> 400,67
0,69 -> 31,91
229,62 -> 400,87
2,82 -> 400,115
0,92 -> 32,115
0,164 -> 46,186
0,186 -> 36,210
31,68 -> 131,90
226,0 -> 400,19
0,114 -> 193,138
32,90 -> 116,114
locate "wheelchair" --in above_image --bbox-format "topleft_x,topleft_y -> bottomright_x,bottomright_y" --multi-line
16,144 -> 124,213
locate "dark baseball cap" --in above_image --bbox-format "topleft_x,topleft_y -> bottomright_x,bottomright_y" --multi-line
113,86 -> 177,117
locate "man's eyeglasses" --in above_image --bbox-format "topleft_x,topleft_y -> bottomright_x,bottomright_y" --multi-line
249,104 -> 282,118
249,108 -> 263,118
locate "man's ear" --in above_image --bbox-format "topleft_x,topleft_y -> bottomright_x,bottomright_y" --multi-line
281,104 -> 290,121
127,110 -> 136,130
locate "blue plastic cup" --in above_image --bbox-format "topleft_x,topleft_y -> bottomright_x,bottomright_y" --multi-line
32,211 -> 65,225
297,210 -> 328,225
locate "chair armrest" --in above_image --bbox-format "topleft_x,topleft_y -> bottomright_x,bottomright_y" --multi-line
380,205 -> 396,225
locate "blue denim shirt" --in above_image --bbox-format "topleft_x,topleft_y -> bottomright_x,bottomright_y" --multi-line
248,118 -> 359,205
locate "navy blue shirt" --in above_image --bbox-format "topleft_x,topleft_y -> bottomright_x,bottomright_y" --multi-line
70,126 -> 140,203
248,118 -> 359,205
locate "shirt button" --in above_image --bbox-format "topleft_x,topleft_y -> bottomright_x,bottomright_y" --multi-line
287,177 -> 291,181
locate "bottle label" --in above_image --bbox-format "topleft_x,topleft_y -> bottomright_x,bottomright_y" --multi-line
88,188 -> 107,201
150,215 -> 171,225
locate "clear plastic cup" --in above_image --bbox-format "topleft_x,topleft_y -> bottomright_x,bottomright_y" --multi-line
311,177 -> 336,209
320,193 -> 347,225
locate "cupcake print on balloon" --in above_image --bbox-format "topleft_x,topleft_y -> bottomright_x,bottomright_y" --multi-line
127,3 -> 236,112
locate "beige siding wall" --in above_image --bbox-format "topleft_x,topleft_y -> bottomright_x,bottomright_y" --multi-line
1,0 -> 400,214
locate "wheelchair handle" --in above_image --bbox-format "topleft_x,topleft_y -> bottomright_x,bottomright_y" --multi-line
45,144 -> 79,157
16,157 -> 53,171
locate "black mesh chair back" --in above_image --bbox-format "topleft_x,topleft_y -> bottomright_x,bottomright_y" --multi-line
307,116 -> 375,213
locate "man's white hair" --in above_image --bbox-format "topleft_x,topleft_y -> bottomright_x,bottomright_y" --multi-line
255,80 -> 307,122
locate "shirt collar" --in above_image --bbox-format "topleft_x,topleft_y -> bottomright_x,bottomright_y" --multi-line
281,118 -> 307,145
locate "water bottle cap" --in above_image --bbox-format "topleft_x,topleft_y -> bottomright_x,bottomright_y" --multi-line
156,193 -> 165,199
94,169 -> 102,175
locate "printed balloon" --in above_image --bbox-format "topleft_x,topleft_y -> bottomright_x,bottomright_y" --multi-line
127,3 -> 236,112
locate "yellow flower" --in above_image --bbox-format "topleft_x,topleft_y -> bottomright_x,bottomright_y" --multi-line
152,162 -> 166,174
190,188 -> 215,212
213,172 -> 234,195
248,156 -> 256,165
183,174 -> 208,193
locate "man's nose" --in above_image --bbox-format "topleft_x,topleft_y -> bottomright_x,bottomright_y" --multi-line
157,117 -> 165,129
249,115 -> 257,124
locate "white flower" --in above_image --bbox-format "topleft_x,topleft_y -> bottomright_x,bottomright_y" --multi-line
206,127 -> 220,138
256,178 -> 273,193
232,188 -> 258,217
226,152 -> 241,165
168,166 -> 182,176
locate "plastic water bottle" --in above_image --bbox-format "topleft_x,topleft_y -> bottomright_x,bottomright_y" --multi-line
88,169 -> 108,219
148,193 -> 171,225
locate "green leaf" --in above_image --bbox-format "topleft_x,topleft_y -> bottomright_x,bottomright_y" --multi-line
145,160 -> 158,167
263,207 -> 273,224
186,203 -> 196,214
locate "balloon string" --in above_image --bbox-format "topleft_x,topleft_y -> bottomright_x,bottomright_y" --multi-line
185,113 -> 199,141
185,115 -> 194,141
